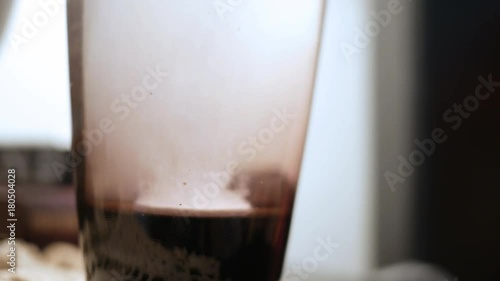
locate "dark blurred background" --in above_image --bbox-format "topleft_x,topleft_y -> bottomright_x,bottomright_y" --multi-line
414,0 -> 500,280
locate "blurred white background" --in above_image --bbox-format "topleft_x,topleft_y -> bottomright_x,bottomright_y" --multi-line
0,0 -> 71,149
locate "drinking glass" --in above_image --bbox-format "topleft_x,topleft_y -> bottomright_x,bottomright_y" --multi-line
67,1 -> 325,280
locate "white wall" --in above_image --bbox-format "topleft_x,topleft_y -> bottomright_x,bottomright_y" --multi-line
284,0 -> 376,279
0,0 -> 71,149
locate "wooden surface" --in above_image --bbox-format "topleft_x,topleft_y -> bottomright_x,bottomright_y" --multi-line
0,185 -> 78,246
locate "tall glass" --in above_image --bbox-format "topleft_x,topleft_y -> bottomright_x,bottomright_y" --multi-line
67,1 -> 324,280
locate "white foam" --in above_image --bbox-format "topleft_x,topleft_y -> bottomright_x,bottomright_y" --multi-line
135,187 -> 251,214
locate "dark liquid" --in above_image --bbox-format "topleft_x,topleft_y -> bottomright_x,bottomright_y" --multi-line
80,203 -> 292,281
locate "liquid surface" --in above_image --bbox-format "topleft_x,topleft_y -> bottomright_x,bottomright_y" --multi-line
80,202 -> 292,281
